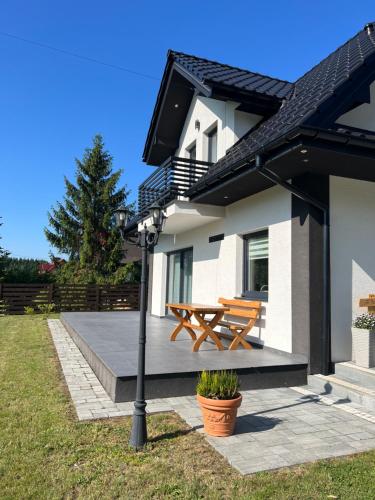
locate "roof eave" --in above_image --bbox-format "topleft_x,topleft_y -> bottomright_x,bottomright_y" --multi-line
186,125 -> 375,201
142,58 -> 212,165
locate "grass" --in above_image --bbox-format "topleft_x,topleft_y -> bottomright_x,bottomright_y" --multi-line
0,316 -> 375,499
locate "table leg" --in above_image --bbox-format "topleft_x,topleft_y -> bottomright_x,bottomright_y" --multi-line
192,311 -> 225,351
169,308 -> 197,341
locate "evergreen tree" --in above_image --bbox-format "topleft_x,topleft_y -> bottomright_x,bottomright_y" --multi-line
0,218 -> 10,281
45,135 -> 130,274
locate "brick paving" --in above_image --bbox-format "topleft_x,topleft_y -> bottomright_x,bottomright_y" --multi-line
49,319 -> 375,475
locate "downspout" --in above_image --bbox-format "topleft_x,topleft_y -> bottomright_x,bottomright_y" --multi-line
254,154 -> 331,375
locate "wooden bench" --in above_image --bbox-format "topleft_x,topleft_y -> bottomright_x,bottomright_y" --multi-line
216,298 -> 262,350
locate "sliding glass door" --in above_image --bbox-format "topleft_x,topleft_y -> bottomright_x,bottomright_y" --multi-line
167,248 -> 193,305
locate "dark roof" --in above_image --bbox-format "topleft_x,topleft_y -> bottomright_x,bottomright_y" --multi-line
143,50 -> 294,165
187,23 -> 375,194
171,51 -> 294,100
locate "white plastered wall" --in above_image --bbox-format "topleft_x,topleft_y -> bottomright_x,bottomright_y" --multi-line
330,176 -> 375,362
175,95 -> 262,161
151,186 -> 292,353
336,80 -> 375,131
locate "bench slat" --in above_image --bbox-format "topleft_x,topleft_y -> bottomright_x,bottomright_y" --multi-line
218,297 -> 261,309
224,308 -> 259,319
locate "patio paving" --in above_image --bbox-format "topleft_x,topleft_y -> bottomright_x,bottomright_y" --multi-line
49,319 -> 375,475
60,311 -> 307,401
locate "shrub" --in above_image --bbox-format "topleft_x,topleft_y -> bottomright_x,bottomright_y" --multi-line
53,260 -> 141,285
0,299 -> 8,317
37,303 -> 55,318
196,370 -> 240,400
24,306 -> 36,315
353,313 -> 375,331
2,257 -> 54,283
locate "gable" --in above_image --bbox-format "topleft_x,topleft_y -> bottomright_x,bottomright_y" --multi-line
143,51 -> 291,166
175,95 -> 262,162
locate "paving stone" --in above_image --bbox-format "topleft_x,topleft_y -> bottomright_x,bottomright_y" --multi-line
48,319 -> 375,476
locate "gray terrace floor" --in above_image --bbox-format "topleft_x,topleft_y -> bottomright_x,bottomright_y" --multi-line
61,311 -> 307,377
49,319 -> 375,475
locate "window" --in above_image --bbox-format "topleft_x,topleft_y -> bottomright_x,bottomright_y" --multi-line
206,126 -> 217,163
186,142 -> 196,161
167,248 -> 193,306
243,230 -> 268,299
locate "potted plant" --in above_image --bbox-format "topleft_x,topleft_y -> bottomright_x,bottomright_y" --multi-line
196,370 -> 241,437
352,313 -> 375,368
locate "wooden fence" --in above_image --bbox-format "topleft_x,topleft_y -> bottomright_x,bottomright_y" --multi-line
0,283 -> 140,315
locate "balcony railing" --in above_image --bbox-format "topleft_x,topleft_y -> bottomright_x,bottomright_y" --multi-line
138,156 -> 212,214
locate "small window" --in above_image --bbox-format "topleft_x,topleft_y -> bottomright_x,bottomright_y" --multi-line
243,230 -> 268,299
186,142 -> 196,161
206,126 -> 217,163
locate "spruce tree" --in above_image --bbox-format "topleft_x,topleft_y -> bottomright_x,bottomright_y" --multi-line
45,135 -> 130,274
0,218 -> 10,281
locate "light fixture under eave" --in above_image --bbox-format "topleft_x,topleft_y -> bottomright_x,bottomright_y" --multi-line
300,149 -> 308,154
174,103 -> 179,108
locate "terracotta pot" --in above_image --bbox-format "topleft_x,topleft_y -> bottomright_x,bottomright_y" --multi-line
197,393 -> 242,437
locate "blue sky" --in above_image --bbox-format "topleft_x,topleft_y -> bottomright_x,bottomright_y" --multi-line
0,1 -> 374,259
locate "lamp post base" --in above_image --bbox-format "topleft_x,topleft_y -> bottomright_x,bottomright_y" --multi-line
129,400 -> 147,450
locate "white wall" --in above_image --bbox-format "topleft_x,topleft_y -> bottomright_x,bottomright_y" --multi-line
234,109 -> 262,142
330,176 -> 375,362
176,96 -> 262,162
151,186 -> 293,353
336,80 -> 375,132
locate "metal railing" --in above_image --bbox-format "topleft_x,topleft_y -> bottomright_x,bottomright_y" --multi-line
138,156 -> 212,213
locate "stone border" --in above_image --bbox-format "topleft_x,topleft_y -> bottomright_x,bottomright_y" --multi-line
49,319 -> 375,476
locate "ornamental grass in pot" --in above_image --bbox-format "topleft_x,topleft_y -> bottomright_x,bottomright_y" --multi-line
352,314 -> 375,368
196,370 -> 241,437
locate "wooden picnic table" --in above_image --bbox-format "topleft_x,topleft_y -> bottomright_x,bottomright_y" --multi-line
166,303 -> 230,352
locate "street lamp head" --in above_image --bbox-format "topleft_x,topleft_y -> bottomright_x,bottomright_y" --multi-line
114,204 -> 129,228
148,202 -> 166,232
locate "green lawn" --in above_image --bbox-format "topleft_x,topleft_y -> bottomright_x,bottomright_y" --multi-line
1,316 -> 375,499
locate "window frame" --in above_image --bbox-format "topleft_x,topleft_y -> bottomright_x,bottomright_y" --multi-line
205,124 -> 218,163
242,230 -> 269,301
186,141 -> 196,161
165,247 -> 193,313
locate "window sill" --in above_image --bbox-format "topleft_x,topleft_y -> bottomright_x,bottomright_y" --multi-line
239,291 -> 268,302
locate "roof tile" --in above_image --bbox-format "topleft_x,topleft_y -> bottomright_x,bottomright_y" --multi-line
189,24 -> 375,182
171,51 -> 294,99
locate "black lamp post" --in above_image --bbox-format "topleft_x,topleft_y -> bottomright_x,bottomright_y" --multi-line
114,202 -> 166,450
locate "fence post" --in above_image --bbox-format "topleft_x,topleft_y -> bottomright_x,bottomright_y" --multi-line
96,286 -> 101,312
48,283 -> 54,304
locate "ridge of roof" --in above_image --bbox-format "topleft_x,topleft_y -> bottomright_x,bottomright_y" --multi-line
168,50 -> 294,100
168,49 -> 293,86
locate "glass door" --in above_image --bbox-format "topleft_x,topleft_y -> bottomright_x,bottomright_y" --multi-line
167,248 -> 193,304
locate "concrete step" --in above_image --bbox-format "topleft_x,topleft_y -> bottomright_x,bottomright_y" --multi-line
307,373 -> 375,411
334,362 -> 375,391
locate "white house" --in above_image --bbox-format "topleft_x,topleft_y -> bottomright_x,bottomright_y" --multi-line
127,23 -> 375,375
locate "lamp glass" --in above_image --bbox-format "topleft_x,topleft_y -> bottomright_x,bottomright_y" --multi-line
114,205 -> 129,227
149,203 -> 162,228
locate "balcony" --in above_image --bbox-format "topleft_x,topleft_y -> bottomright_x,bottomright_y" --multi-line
138,156 -> 212,214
